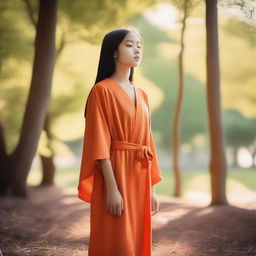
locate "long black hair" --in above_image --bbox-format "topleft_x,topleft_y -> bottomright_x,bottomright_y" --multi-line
84,27 -> 143,118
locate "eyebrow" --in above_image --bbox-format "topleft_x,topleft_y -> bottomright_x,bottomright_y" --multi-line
125,40 -> 141,44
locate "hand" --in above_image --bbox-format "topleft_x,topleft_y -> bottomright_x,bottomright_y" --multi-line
151,191 -> 159,216
106,189 -> 124,217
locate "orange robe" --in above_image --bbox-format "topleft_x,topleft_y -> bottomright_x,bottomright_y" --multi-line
78,77 -> 162,256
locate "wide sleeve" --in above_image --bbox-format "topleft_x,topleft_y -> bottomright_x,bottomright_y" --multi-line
144,92 -> 162,186
78,85 -> 111,203
149,128 -> 162,185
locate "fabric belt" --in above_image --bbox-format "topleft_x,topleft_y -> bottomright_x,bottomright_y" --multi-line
110,141 -> 153,168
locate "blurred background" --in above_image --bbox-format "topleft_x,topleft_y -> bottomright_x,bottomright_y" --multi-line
1,0 -> 255,204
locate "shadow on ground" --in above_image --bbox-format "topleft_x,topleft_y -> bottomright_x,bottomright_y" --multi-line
0,186 -> 256,256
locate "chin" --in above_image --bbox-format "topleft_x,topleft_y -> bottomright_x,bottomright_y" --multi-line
131,62 -> 141,67
124,60 -> 141,68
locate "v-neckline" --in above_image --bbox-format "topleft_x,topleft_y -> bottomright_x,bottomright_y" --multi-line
107,78 -> 137,110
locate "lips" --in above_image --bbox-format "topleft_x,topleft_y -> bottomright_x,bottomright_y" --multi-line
134,56 -> 140,60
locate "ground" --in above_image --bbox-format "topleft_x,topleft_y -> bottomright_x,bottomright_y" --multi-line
0,185 -> 256,256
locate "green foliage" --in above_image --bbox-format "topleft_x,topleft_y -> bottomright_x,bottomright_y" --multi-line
223,18 -> 256,47
0,1 -> 35,152
59,0 -> 158,44
132,3 -> 256,151
0,0 -> 33,71
223,109 -> 256,147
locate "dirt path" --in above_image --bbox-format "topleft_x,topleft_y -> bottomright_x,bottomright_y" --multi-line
1,186 -> 256,256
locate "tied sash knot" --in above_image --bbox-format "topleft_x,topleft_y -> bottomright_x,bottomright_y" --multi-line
110,141 -> 153,168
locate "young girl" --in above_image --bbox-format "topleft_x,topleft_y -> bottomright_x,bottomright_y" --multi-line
78,26 -> 162,256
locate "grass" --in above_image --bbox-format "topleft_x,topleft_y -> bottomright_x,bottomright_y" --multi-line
28,165 -> 256,199
155,168 -> 256,194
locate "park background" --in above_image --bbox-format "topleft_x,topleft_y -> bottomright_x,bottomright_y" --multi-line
1,0 -> 256,255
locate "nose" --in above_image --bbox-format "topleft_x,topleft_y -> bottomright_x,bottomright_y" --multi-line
134,47 -> 140,54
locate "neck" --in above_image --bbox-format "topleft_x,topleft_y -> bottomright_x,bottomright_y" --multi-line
110,62 -> 131,84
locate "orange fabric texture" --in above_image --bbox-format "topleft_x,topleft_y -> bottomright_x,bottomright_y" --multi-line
78,78 -> 162,256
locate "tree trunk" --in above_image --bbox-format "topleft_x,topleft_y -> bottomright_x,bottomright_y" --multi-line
40,113 -> 55,185
23,0 -> 65,187
205,0 -> 228,205
0,122 -> 9,194
40,155 -> 55,185
172,0 -> 189,197
9,0 -> 57,197
232,146 -> 239,168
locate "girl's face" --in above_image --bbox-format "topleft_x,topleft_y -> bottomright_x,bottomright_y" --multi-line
114,31 -> 143,67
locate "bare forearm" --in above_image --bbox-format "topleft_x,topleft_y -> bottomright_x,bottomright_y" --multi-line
98,159 -> 118,192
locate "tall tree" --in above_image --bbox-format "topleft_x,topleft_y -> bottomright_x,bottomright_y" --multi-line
171,0 -> 195,197
170,0 -> 201,197
205,0 -> 228,205
0,0 -> 57,196
22,0 -> 65,186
